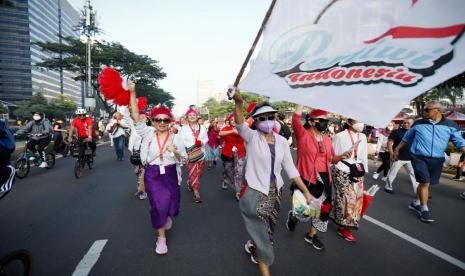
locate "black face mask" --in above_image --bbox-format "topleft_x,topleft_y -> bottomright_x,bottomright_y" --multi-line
314,121 -> 328,132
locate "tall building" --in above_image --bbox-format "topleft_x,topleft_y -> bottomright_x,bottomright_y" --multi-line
196,79 -> 214,106
0,0 -> 82,105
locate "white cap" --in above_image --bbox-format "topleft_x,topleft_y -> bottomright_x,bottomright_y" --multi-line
251,105 -> 278,117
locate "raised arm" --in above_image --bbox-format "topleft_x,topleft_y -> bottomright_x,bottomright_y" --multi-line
233,89 -> 245,125
128,81 -> 140,123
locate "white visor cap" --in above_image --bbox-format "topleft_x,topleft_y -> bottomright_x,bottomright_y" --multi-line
252,105 -> 278,118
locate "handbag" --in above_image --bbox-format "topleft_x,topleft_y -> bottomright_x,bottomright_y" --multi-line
130,150 -> 142,165
342,130 -> 366,178
186,124 -> 204,162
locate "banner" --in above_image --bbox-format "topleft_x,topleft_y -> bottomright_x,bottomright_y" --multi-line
239,0 -> 465,127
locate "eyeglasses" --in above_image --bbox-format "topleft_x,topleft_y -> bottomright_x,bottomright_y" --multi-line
78,114 -> 85,117
256,115 -> 276,122
152,118 -> 171,124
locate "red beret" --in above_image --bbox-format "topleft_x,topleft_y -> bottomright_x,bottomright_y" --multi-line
225,112 -> 235,122
307,109 -> 328,118
149,106 -> 173,118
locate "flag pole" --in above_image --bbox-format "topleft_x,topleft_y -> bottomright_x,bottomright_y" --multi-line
232,0 -> 277,88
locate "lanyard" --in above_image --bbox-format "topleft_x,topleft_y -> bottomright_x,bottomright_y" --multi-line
156,133 -> 170,162
190,124 -> 200,140
347,130 -> 360,159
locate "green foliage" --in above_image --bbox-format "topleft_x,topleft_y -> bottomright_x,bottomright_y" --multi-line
0,103 -> 8,114
49,94 -> 77,119
34,37 -> 173,111
14,93 -> 49,118
13,93 -> 76,119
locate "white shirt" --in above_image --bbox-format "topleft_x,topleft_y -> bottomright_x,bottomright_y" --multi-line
237,123 -> 299,195
332,129 -> 369,173
106,118 -> 128,138
135,121 -> 184,166
376,133 -> 389,153
179,123 -> 208,157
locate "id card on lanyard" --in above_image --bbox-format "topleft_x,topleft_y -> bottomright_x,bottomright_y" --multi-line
348,130 -> 363,172
157,133 -> 170,175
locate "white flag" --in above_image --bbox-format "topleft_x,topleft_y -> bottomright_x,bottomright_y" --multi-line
239,0 -> 465,127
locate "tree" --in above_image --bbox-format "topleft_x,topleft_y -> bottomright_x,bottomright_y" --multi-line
14,93 -> 49,118
34,37 -> 172,113
49,94 -> 77,119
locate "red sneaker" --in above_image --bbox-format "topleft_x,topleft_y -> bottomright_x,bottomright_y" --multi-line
337,227 -> 356,242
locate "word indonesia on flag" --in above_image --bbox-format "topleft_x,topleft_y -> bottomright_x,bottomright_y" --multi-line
238,0 -> 465,127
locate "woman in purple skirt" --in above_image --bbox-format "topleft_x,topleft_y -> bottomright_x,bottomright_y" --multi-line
129,82 -> 184,255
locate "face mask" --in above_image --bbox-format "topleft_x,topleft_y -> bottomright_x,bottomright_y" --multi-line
352,122 -> 365,132
33,115 -> 41,121
314,121 -> 328,132
257,120 -> 275,133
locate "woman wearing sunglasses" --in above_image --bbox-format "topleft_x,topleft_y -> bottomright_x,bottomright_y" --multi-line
128,82 -> 184,255
286,106 -> 351,251
232,89 -> 312,276
179,107 -> 208,203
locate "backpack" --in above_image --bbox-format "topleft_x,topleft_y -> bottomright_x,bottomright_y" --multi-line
0,121 -> 15,152
278,121 -> 292,140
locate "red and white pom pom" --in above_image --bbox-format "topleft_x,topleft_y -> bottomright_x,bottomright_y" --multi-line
98,67 -> 130,106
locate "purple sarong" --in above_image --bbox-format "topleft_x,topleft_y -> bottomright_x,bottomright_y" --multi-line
144,164 -> 180,229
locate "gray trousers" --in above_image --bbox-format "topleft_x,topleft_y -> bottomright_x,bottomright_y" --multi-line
385,160 -> 418,194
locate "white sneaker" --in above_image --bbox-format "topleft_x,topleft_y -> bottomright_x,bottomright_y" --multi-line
372,172 -> 379,180
381,176 -> 387,182
29,156 -> 35,161
39,162 -> 48,168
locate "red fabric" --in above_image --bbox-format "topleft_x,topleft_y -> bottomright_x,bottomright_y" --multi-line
195,140 -> 202,147
307,109 -> 328,118
361,194 -> 373,217
225,112 -> 235,122
220,125 -> 246,159
137,97 -> 147,111
185,108 -> 199,116
246,102 -> 257,114
207,129 -> 220,148
188,159 -> 205,191
98,67 -> 130,105
292,114 -> 335,184
72,117 -> 96,138
149,106 -> 173,118
320,202 -> 331,213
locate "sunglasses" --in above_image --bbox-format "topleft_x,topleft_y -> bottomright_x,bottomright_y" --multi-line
424,107 -> 438,112
256,115 -> 275,122
152,118 -> 171,124
310,118 -> 329,123
78,114 -> 85,117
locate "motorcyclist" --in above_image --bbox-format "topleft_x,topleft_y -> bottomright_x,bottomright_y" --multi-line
16,111 -> 52,168
68,108 -> 97,156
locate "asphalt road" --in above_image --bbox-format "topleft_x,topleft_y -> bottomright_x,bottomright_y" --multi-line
1,145 -> 464,276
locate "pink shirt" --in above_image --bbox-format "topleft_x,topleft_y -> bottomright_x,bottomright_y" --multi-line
292,114 -> 335,184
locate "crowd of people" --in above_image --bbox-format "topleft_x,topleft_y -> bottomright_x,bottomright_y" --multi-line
1,85 -> 465,276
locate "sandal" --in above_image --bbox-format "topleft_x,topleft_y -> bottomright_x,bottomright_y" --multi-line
193,192 -> 202,203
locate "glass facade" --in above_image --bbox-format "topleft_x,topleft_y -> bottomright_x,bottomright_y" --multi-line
0,0 -> 82,105
0,0 -> 32,102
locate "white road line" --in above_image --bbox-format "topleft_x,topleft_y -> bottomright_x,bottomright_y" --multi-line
364,215 -> 465,271
72,239 -> 108,276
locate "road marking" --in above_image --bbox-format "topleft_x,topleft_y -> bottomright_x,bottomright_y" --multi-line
364,215 -> 465,271
72,239 -> 108,276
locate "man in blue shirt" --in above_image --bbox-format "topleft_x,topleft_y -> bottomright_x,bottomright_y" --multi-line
393,101 -> 465,223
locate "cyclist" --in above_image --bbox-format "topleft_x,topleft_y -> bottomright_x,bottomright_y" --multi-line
68,109 -> 97,156
15,111 -> 53,168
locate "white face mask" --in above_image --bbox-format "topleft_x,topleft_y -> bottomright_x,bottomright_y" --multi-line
33,115 -> 41,121
352,122 -> 365,132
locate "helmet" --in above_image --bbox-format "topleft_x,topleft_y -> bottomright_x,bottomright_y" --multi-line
76,108 -> 87,115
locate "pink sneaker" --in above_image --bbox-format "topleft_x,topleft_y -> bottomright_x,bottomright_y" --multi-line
164,217 -> 172,230
155,237 -> 168,255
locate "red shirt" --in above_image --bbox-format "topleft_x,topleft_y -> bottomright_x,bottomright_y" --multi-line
221,125 -> 246,159
292,114 -> 335,184
72,117 -> 96,138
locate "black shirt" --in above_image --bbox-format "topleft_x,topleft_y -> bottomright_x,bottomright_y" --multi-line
389,128 -> 411,161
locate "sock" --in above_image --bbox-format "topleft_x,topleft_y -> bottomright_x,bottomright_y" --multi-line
414,199 -> 420,205
421,205 -> 429,211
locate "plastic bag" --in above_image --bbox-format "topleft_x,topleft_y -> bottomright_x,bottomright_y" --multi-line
292,190 -> 326,222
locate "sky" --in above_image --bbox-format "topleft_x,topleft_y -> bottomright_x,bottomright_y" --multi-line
67,0 -> 271,115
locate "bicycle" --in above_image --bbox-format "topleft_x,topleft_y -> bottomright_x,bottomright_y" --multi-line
72,139 -> 94,179
0,250 -> 32,276
14,135 -> 55,179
